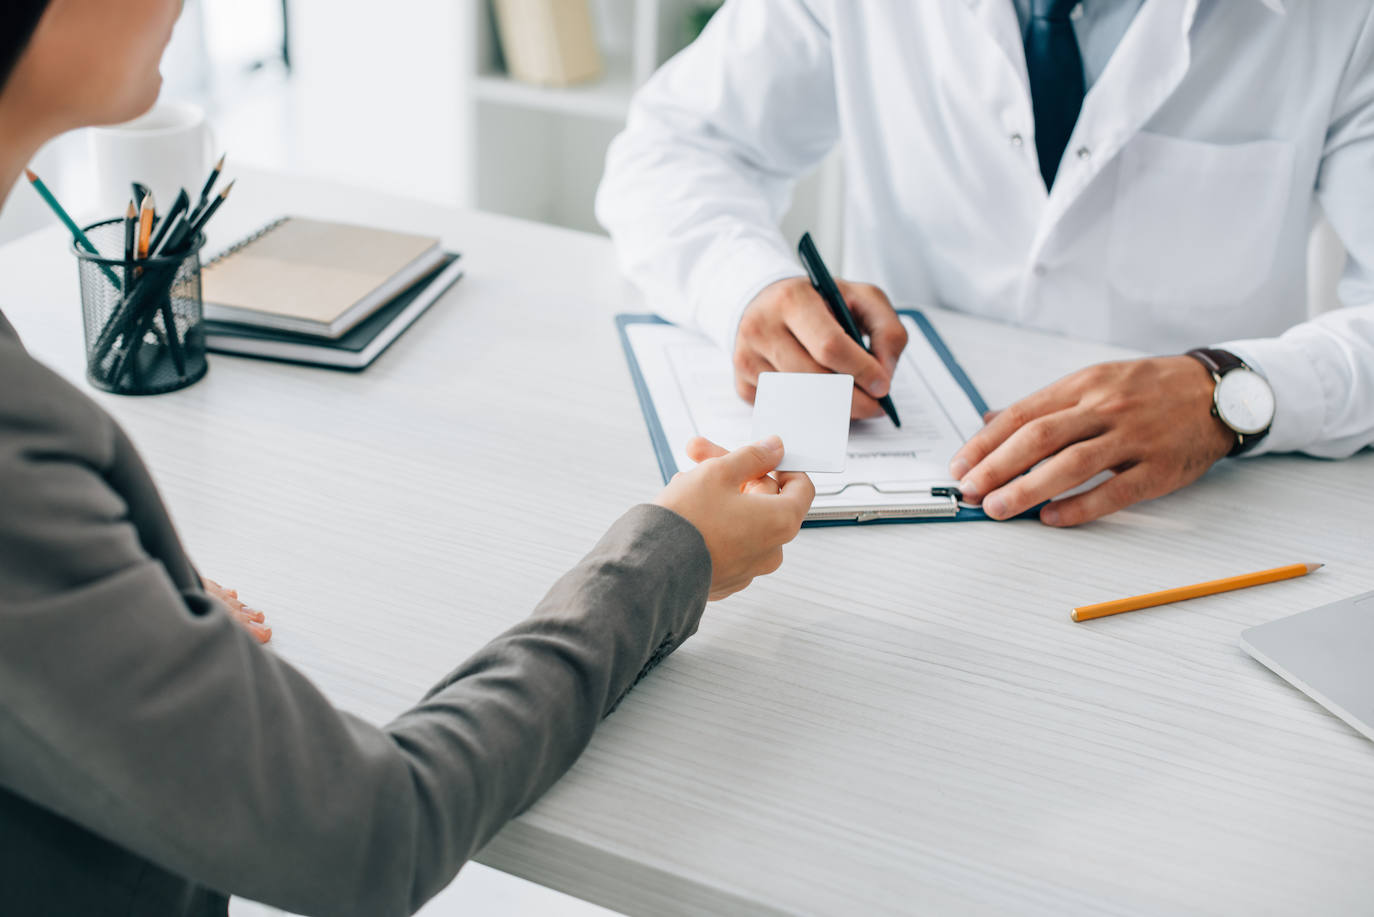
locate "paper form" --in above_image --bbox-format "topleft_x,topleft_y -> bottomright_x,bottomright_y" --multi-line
624,316 -> 986,517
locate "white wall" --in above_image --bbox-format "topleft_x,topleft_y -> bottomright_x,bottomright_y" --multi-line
215,0 -> 472,206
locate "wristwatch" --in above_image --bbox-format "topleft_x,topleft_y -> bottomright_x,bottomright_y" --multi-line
1185,348 -> 1275,456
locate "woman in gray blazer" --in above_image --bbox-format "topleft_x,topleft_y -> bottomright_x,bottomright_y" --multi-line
0,2 -> 815,914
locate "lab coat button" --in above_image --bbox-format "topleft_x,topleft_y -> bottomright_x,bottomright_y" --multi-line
1076,146 -> 1091,160
1009,133 -> 1024,148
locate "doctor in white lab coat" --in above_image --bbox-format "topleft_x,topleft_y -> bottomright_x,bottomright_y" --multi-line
596,0 -> 1374,526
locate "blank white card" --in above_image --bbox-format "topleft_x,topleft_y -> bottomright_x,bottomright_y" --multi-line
750,372 -> 853,473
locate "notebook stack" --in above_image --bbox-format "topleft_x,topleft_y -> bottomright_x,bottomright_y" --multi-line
200,217 -> 464,370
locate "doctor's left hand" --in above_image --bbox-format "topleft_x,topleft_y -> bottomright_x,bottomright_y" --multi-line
948,356 -> 1235,526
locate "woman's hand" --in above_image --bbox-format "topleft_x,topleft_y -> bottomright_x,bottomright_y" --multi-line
655,436 -> 815,601
202,577 -> 272,643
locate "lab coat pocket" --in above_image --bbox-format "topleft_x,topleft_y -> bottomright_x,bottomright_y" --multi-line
1108,132 -> 1294,308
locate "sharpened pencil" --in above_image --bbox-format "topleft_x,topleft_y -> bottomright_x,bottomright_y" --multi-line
187,179 -> 233,239
122,200 -> 138,264
26,168 -> 123,289
193,153 -> 225,218
1071,563 -> 1324,622
149,189 -> 189,256
136,193 -> 156,260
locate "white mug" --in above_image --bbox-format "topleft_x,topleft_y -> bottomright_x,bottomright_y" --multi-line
89,100 -> 216,217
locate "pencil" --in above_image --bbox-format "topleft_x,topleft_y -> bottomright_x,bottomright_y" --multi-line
186,179 -> 233,239
26,168 -> 99,256
114,179 -> 233,384
122,200 -> 137,263
193,153 -> 225,218
148,188 -> 189,256
136,192 -> 156,259
25,168 -> 122,289
1071,563 -> 1324,622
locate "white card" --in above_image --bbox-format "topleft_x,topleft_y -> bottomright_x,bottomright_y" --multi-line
750,372 -> 853,473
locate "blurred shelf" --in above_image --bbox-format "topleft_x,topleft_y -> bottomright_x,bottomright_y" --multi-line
474,54 -> 634,123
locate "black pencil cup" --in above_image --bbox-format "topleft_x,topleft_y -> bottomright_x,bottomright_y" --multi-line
75,218 -> 208,395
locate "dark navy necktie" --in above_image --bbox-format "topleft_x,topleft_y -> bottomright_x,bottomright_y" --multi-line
1024,0 -> 1085,190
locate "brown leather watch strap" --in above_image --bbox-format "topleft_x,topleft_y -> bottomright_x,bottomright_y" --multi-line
1185,348 -> 1268,457
1187,347 -> 1247,377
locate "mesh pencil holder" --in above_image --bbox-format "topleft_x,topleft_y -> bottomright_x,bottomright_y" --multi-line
75,218 -> 208,395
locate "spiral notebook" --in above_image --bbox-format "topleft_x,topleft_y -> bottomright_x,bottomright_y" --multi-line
200,217 -> 449,339
205,253 -> 463,370
618,311 -> 1003,526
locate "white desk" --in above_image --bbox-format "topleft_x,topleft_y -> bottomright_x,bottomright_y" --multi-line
3,168 -> 1373,916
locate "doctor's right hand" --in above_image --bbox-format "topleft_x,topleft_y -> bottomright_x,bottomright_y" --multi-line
733,277 -> 909,420
655,436 -> 815,602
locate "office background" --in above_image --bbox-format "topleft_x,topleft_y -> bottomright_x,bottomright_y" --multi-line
0,0 -> 1344,313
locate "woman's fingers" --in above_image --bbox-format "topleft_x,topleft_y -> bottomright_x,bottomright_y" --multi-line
685,436 -> 728,463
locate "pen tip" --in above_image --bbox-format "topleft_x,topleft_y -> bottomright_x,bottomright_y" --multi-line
24,168 -> 37,182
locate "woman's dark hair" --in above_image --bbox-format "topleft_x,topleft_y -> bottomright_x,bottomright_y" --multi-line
0,0 -> 52,92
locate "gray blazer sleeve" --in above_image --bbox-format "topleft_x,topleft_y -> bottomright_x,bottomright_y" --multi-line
0,353 -> 711,916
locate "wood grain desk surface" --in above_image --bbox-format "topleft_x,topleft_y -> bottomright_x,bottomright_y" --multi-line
3,168 -> 1372,917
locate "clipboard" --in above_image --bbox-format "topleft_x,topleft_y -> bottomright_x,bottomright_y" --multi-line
617,310 -> 1002,526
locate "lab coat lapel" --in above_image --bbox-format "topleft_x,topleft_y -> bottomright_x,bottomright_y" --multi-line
962,0 -> 1030,96
1032,0 -> 1201,253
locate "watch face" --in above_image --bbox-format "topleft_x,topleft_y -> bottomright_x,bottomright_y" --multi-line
1214,369 -> 1275,435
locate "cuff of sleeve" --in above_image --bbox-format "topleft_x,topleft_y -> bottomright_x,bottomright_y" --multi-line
1217,336 -> 1327,456
603,503 -> 712,641
693,238 -> 805,355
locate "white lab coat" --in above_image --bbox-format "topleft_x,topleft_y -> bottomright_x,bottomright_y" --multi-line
596,0 -> 1374,458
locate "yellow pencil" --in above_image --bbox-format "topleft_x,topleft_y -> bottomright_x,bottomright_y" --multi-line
1071,562 -> 1323,622
136,192 -> 155,259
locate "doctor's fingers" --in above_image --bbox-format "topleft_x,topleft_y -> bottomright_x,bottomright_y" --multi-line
949,383 -> 1082,479
957,408 -> 1107,504
978,434 -> 1129,521
1039,465 -> 1160,527
765,332 -> 885,419
781,292 -> 892,399
838,281 -> 908,377
731,347 -> 775,404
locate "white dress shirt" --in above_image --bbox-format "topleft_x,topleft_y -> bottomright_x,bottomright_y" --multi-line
596,0 -> 1374,458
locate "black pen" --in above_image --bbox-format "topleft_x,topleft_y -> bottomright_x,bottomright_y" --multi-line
797,231 -> 901,428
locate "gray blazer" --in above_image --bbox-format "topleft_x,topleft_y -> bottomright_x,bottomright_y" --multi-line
0,310 -> 712,916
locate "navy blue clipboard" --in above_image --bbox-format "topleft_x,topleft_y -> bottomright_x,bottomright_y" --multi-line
616,310 -> 1002,527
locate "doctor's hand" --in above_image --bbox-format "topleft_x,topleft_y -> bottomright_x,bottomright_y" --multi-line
734,277 -> 909,420
655,436 -> 815,601
948,357 -> 1235,527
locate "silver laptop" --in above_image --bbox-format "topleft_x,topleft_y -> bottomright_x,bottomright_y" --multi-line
1241,590 -> 1374,743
